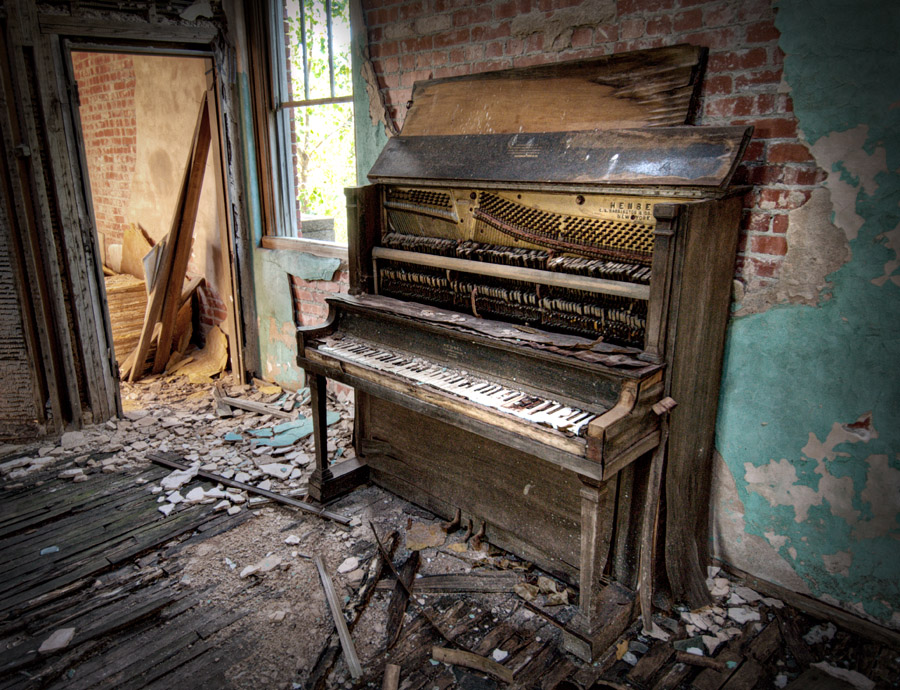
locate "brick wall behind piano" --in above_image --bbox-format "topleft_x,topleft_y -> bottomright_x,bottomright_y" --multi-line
362,0 -> 820,294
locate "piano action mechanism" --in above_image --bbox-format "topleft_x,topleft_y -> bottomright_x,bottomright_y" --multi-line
294,44 -> 751,660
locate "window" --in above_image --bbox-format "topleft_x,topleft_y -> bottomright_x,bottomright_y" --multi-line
273,0 -> 355,244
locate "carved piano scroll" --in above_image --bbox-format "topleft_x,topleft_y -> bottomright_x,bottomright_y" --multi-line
642,202 -> 681,364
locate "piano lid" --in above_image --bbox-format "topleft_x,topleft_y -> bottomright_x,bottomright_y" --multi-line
400,44 -> 708,136
368,126 -> 753,190
369,44 -> 752,191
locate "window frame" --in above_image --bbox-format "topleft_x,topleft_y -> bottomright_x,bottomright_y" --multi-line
264,0 -> 356,245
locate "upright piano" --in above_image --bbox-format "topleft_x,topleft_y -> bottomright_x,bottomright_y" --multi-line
295,44 -> 751,659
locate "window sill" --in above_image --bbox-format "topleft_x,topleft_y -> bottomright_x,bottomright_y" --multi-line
261,235 -> 348,261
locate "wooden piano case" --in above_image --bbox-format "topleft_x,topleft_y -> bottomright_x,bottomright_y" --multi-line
295,44 -> 751,660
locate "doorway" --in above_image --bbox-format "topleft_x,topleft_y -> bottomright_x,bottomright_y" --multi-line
69,50 -> 242,386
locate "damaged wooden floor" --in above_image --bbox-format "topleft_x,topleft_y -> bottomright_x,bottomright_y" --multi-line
1,380 -> 899,689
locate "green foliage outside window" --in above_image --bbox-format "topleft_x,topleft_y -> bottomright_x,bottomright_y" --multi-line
285,0 -> 355,242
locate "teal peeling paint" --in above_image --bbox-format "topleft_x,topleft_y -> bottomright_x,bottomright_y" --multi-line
716,0 -> 900,625
264,250 -> 341,282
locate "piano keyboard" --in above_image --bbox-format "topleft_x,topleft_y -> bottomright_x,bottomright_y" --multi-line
317,336 -> 599,436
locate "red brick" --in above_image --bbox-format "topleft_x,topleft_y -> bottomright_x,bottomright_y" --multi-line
400,36 -> 433,53
674,8 -> 703,32
682,28 -> 737,51
771,214 -> 789,234
618,0 -> 674,14
434,28 -> 470,48
619,18 -> 644,41
449,47 -> 466,63
744,211 -> 771,233
453,6 -> 493,26
571,27 -> 592,47
759,188 -> 811,210
523,32 -> 544,52
783,166 -> 826,186
734,70 -> 783,89
704,95 -> 755,118
746,20 -> 780,43
593,24 -> 617,44
495,0 -> 517,19
485,40 -> 504,58
471,59 -> 513,73
703,3 -> 739,28
505,37 -> 524,56
471,23 -> 511,41
398,0 -> 424,20
751,235 -> 788,256
400,54 -> 415,71
749,257 -> 781,279
646,15 -> 672,36
703,75 -> 733,96
708,48 -> 768,72
755,93 -> 777,115
768,142 -> 813,163
744,117 -> 797,139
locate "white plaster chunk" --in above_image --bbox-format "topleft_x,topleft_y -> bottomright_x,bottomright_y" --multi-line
284,535 -> 301,545
259,463 -> 292,479
158,504 -> 175,517
811,662 -> 875,690
732,586 -> 762,603
60,431 -> 86,449
337,556 -> 358,574
491,649 -> 508,662
761,597 -> 784,609
160,466 -> 199,491
167,491 -> 184,505
239,565 -> 258,579
726,607 -> 760,625
227,505 -> 242,516
38,627 -> 76,654
803,622 -> 837,645
184,487 -> 207,503
257,555 -> 282,573
213,500 -> 231,511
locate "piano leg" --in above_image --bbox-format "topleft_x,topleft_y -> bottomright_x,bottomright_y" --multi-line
307,373 -> 369,503
563,478 -> 636,662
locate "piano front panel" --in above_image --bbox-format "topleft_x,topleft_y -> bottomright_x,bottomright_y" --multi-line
359,392 -> 585,581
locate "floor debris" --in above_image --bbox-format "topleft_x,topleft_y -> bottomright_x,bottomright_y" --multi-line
0,374 -> 897,689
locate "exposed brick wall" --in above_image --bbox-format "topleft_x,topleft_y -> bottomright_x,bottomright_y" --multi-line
289,267 -> 352,396
362,0 -> 818,292
289,267 -> 351,327
70,52 -> 137,255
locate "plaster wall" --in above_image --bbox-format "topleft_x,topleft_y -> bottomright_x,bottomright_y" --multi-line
713,0 -> 900,630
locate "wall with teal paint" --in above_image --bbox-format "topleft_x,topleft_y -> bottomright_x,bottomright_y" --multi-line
712,0 -> 900,629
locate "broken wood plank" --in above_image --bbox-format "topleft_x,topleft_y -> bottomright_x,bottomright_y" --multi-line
431,646 -> 514,684
374,571 -> 520,593
219,395 -> 296,419
148,453 -> 350,525
628,642 -> 675,686
774,607 -> 815,668
386,551 -> 420,648
674,651 -> 726,670
152,91 -> 212,374
382,663 -> 401,690
314,554 -> 362,680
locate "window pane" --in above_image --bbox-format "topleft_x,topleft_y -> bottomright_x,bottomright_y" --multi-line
291,102 -> 355,243
285,0 -> 352,101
